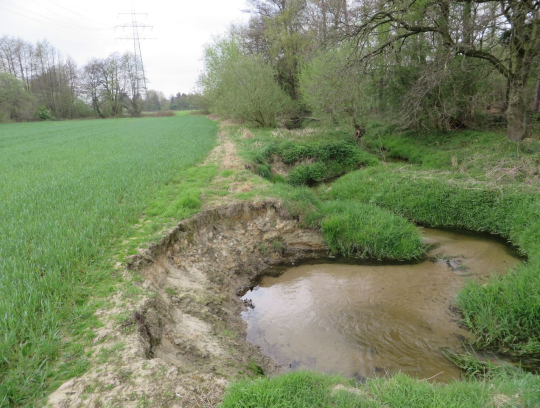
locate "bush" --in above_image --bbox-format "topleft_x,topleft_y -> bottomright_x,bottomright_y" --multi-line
288,162 -> 326,186
0,72 -> 35,122
277,140 -> 361,165
36,106 -> 55,121
299,43 -> 369,128
265,139 -> 378,186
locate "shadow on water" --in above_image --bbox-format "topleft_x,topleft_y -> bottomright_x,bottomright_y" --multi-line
241,228 -> 522,383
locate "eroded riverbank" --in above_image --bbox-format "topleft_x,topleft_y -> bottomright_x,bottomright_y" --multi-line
47,200 -> 331,407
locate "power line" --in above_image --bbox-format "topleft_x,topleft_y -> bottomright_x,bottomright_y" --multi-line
5,1 -> 113,36
0,3 -> 111,43
43,0 -> 112,28
115,9 -> 155,99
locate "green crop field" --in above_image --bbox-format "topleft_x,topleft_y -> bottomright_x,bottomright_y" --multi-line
0,115 -> 217,406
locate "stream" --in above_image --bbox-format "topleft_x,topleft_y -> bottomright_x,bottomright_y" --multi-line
241,228 -> 521,382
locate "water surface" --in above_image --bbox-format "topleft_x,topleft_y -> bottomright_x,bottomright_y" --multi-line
241,228 -> 520,382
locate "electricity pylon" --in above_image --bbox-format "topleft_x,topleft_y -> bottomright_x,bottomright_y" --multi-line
116,10 -> 155,99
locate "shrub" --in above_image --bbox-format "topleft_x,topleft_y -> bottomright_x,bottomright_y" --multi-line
288,162 -> 326,186
0,72 -> 35,122
36,106 -> 55,121
199,36 -> 292,127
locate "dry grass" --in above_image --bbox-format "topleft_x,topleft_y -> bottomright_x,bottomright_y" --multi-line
241,128 -> 254,139
270,127 -> 319,139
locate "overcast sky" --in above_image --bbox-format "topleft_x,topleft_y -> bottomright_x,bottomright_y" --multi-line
0,0 -> 249,96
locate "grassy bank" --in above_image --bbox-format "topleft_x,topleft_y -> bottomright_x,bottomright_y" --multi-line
235,127 -> 378,185
222,370 -> 540,408
219,124 -> 540,407
321,200 -> 425,259
324,163 -> 540,355
363,126 -> 540,184
230,126 -> 426,261
0,115 -> 217,406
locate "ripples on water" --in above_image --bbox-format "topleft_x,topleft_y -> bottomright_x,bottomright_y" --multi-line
241,229 -> 520,382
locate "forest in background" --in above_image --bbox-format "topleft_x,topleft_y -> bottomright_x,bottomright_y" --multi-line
0,36 -> 201,122
198,0 -> 540,141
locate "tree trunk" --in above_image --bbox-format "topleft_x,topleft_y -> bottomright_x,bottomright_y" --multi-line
320,0 -> 327,43
507,79 -> 527,141
534,64 -> 540,112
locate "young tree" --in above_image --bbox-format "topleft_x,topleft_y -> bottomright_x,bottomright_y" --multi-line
199,35 -> 292,126
245,0 -> 311,100
299,44 -> 371,127
80,59 -> 105,118
0,72 -> 34,122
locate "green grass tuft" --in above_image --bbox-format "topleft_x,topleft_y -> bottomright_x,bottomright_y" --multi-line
221,371 -> 361,408
261,183 -> 425,261
321,201 -> 425,260
234,126 -> 378,186
221,370 -> 540,408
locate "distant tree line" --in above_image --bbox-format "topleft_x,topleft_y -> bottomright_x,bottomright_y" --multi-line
198,0 -> 540,141
169,92 -> 205,111
141,91 -> 204,112
0,35 -> 191,123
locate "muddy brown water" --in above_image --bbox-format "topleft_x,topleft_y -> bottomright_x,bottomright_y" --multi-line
241,228 -> 521,382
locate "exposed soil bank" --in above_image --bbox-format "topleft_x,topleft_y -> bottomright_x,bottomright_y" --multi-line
48,201 -> 329,407
46,201 -> 522,407
241,228 -> 521,383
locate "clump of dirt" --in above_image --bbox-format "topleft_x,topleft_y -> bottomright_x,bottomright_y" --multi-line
240,128 -> 254,139
47,201 -> 327,407
269,155 -> 317,178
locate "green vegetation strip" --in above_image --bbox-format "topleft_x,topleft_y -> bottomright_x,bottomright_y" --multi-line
321,201 -> 425,260
326,165 -> 540,355
230,126 -> 425,261
363,126 -> 540,181
237,128 -> 378,185
221,371 -> 540,408
0,115 -> 217,406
